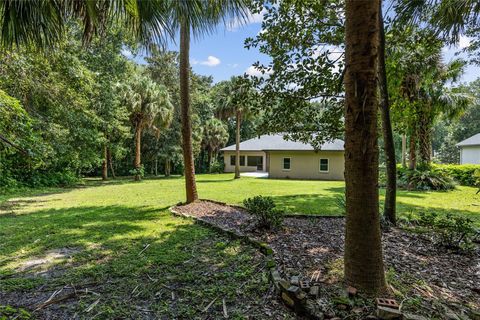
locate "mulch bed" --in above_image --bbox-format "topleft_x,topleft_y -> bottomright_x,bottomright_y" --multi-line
174,200 -> 480,318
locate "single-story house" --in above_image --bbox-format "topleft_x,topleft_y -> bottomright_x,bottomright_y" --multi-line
456,133 -> 480,164
220,134 -> 345,180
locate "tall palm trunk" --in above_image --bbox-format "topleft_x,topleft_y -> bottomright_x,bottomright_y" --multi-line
408,127 -> 417,170
418,105 -> 432,166
102,143 -> 108,181
207,148 -> 213,173
165,158 -> 171,177
134,123 -> 142,181
344,0 -> 386,295
180,21 -> 198,203
401,134 -> 407,168
234,110 -> 241,179
378,3 -> 396,225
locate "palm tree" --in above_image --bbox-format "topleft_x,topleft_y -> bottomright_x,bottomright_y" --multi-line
120,73 -> 173,181
202,118 -> 228,172
343,0 -> 386,295
0,0 -> 171,48
165,0 -> 248,202
416,60 -> 471,165
215,76 -> 257,179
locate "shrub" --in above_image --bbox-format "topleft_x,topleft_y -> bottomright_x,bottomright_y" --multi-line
243,195 -> 283,229
433,164 -> 480,186
397,167 -> 455,191
209,160 -> 224,174
129,165 -> 145,179
414,211 -> 477,252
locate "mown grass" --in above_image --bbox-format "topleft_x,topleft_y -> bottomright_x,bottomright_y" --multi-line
0,173 -> 478,318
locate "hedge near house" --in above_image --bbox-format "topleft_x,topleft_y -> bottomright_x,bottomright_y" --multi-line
433,164 -> 480,186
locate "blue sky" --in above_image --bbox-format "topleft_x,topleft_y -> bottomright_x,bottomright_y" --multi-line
129,13 -> 479,85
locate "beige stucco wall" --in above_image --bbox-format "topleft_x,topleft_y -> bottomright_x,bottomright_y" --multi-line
223,151 -> 267,172
460,146 -> 480,164
268,151 -> 345,180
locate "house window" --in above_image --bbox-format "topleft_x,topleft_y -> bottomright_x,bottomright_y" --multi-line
319,158 -> 329,172
283,157 -> 291,170
230,155 -> 245,166
247,156 -> 262,167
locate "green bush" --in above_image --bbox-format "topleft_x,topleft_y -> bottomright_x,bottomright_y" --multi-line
433,164 -> 480,186
243,195 -> 283,229
414,211 -> 477,252
397,167 -> 455,191
209,160 -> 224,174
129,165 -> 145,179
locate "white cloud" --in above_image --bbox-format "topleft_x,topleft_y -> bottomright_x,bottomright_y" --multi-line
200,55 -> 221,67
192,56 -> 221,67
227,8 -> 267,31
245,65 -> 272,77
458,35 -> 471,49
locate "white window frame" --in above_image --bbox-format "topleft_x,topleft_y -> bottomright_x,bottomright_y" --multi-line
319,158 -> 329,173
282,157 -> 291,171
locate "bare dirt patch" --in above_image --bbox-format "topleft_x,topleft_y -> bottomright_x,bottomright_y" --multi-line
174,200 -> 480,318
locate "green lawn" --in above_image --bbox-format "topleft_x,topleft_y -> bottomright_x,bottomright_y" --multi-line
0,174 -> 478,318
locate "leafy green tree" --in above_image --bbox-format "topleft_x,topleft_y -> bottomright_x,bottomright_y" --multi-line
119,72 -> 173,180
245,0 -> 344,148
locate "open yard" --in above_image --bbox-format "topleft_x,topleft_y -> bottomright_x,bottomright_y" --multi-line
1,174 -> 479,318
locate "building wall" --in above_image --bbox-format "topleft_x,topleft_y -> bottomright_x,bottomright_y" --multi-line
460,146 -> 480,164
223,151 -> 267,172
268,151 -> 345,180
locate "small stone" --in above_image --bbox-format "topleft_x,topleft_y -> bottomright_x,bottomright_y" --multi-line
271,270 -> 282,282
376,306 -> 403,320
287,285 -> 301,295
309,285 -> 319,297
281,292 -> 295,308
291,275 -> 300,286
278,280 -> 290,292
404,313 -> 428,320
347,286 -> 358,297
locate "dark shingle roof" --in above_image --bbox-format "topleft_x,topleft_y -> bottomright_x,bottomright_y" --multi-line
456,133 -> 480,147
220,134 -> 344,151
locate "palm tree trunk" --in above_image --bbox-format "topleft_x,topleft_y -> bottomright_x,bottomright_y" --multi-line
134,124 -> 142,181
208,148 -> 213,173
165,158 -> 171,177
408,128 -> 417,170
102,143 -> 108,181
378,3 -> 396,225
155,157 -> 158,176
418,107 -> 432,166
344,0 -> 386,295
180,21 -> 198,203
401,134 -> 407,168
234,110 -> 241,179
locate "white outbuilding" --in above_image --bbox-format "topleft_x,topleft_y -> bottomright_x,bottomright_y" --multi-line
457,133 -> 480,164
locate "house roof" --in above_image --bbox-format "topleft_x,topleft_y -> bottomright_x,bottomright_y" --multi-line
220,134 -> 344,152
456,133 -> 480,147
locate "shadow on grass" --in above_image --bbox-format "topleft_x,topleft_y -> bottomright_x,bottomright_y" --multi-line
0,202 -> 274,318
